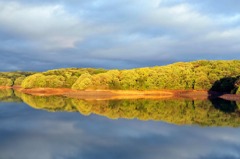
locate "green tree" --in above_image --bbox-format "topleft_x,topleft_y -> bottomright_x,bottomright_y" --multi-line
14,76 -> 26,86
235,78 -> 240,94
194,73 -> 211,90
0,77 -> 13,86
72,73 -> 93,90
21,73 -> 46,88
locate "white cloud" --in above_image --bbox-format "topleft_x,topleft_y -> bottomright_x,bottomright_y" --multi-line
149,3 -> 213,30
0,0 -> 239,71
0,1 -> 86,49
83,1 -> 240,62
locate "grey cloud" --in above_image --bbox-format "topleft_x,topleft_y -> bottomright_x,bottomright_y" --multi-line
0,0 -> 239,71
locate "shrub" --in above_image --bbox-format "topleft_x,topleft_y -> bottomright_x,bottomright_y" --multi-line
0,77 -> 13,86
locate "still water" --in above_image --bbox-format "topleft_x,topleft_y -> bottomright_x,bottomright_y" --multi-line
1,89 -> 240,159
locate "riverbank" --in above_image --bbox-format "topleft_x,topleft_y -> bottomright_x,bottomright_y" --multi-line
1,86 -> 239,101
13,87 -> 174,100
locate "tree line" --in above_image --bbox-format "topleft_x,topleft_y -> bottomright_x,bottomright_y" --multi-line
71,60 -> 240,93
0,60 -> 240,93
0,68 -> 106,88
0,72 -> 35,87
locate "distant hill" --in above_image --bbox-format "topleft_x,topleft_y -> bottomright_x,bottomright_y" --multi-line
0,60 -> 240,93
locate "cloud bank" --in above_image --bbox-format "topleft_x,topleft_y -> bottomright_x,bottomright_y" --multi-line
0,0 -> 239,71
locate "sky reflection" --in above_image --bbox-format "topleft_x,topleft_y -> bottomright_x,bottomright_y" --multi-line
0,102 -> 240,159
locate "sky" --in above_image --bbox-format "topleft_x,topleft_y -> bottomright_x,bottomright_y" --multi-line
0,0 -> 240,71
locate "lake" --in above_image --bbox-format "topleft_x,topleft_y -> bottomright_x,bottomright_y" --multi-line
1,89 -> 240,159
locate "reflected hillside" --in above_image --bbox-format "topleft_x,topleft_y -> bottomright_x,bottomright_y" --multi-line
20,94 -> 76,112
72,99 -> 240,127
1,89 -> 240,126
0,89 -> 22,102
11,90 -> 240,127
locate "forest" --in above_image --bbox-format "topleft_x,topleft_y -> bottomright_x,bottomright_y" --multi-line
0,60 -> 240,93
0,71 -> 35,87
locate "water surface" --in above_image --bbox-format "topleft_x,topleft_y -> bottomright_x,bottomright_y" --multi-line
1,89 -> 240,159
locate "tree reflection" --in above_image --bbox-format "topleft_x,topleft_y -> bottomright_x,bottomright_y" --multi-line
0,89 -> 22,102
210,98 -> 238,113
1,89 -> 240,127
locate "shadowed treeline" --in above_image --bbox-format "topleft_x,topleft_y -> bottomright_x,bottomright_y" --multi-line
1,89 -> 240,127
210,76 -> 240,94
207,76 -> 240,101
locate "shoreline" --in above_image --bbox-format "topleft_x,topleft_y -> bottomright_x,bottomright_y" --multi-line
1,86 -> 240,101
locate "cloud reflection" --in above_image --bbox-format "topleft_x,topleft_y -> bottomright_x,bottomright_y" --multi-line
0,102 -> 240,159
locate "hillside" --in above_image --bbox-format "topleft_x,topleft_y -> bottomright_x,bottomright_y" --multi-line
0,60 -> 240,93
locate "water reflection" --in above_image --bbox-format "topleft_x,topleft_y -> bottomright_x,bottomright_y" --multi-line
1,101 -> 240,159
0,89 -> 22,102
210,98 -> 239,113
1,89 -> 240,159
1,89 -> 240,127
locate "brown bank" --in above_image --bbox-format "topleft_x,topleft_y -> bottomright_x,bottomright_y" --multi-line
2,86 -> 236,101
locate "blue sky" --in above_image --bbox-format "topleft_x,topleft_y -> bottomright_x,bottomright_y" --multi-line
0,0 -> 240,71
